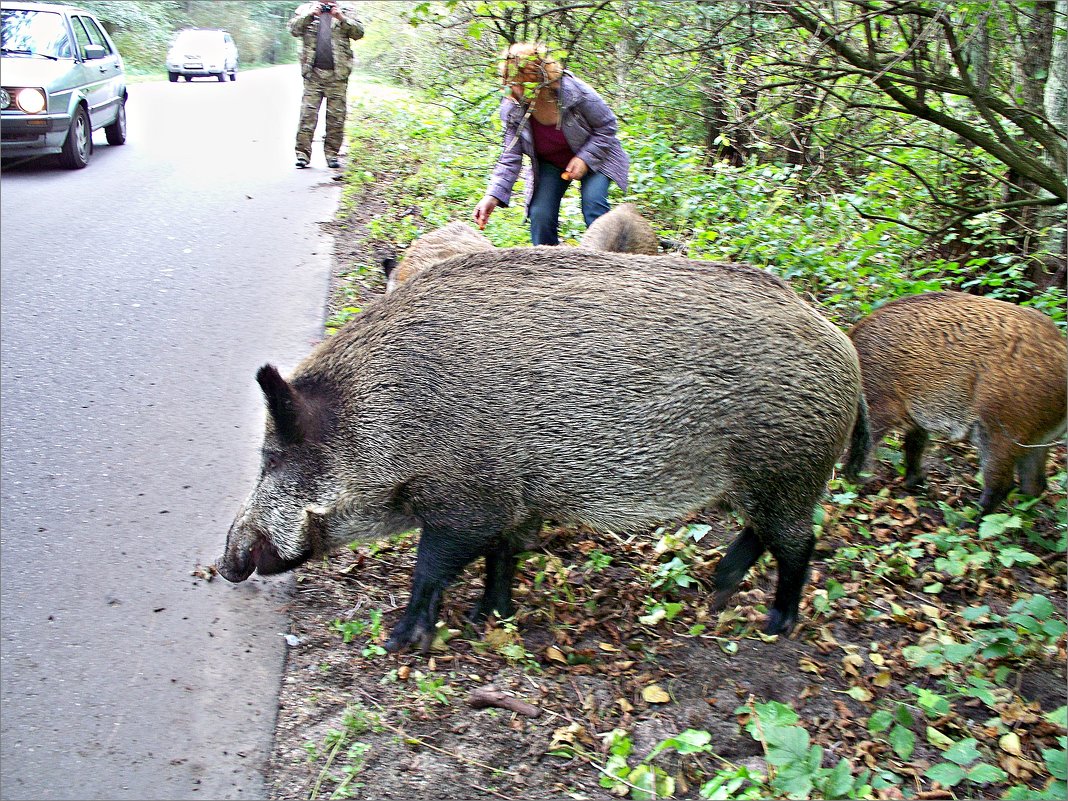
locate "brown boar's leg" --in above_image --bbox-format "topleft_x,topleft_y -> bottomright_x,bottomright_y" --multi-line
712,526 -> 765,609
764,521 -> 815,636
976,426 -> 1016,516
902,428 -> 930,489
385,525 -> 493,655
1016,446 -> 1051,498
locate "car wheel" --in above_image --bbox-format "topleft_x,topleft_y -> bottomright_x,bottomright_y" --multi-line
58,106 -> 91,169
104,99 -> 127,146
217,72 -> 226,82
168,71 -> 178,82
184,75 -> 194,81
230,69 -> 237,82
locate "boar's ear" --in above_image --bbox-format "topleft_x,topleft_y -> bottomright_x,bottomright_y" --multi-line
256,364 -> 307,445
378,248 -> 398,280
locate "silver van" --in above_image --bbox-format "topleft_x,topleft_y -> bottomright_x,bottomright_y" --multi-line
0,1 -> 127,168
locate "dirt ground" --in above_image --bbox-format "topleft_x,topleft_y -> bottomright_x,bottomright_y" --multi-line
259,177 -> 1067,801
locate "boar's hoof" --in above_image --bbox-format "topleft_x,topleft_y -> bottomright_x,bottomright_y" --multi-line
384,618 -> 435,656
466,598 -> 514,625
763,608 -> 797,637
902,475 -> 926,492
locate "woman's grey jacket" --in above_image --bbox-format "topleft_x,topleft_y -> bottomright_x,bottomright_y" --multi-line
485,72 -> 630,211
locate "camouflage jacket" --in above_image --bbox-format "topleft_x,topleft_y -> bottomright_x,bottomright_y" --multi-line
486,72 -> 630,210
287,2 -> 364,81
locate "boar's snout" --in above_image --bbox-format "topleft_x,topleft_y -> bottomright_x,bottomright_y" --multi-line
217,513 -> 314,583
215,550 -> 255,583
216,512 -> 273,583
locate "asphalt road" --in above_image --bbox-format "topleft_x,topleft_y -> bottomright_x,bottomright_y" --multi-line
1,65 -> 340,800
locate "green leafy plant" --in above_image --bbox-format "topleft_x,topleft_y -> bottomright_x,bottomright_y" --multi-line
304,703 -> 382,799
737,700 -> 875,799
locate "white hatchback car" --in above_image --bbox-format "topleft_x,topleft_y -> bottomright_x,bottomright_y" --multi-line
0,1 -> 127,168
166,28 -> 238,83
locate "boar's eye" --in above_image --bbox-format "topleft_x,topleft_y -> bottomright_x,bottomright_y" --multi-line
263,452 -> 284,473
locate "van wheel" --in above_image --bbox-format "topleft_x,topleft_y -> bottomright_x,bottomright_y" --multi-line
217,72 -> 226,82
104,99 -> 127,146
229,69 -> 237,82
58,106 -> 91,169
168,71 -> 178,82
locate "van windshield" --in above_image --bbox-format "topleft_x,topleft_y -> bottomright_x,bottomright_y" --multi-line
1,9 -> 73,60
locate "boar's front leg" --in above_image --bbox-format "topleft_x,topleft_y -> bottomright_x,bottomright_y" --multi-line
385,524 -> 491,654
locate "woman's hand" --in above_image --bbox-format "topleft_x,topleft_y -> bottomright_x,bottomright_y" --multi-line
564,157 -> 589,180
474,196 -> 499,230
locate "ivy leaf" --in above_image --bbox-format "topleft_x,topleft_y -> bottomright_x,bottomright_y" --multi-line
1045,706 -> 1067,730
669,728 -> 712,754
894,704 -> 915,727
868,710 -> 893,734
889,724 -> 916,760
764,726 -> 811,766
821,759 -> 856,798
924,762 -> 966,787
628,764 -> 674,801
943,738 -> 981,766
966,763 -> 1008,784
1043,745 -> 1068,781
771,759 -> 815,799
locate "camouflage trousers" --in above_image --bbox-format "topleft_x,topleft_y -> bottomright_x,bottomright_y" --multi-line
295,68 -> 348,161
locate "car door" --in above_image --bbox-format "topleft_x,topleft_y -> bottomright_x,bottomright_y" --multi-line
68,13 -> 122,127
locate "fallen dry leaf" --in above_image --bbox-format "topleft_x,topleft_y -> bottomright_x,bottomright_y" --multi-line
642,684 -> 671,704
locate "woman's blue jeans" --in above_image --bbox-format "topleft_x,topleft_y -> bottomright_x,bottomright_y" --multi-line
528,161 -> 611,246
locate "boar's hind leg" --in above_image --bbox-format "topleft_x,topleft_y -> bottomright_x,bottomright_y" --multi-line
470,516 -> 542,624
470,542 -> 519,624
1016,446 -> 1050,498
385,525 -> 491,655
712,518 -> 814,635
976,426 -> 1017,516
764,523 -> 815,636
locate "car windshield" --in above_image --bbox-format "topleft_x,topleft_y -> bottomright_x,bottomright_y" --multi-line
1,9 -> 72,60
172,31 -> 223,50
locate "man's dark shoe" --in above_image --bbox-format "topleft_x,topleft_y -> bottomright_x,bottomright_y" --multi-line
326,157 -> 340,169
295,155 -> 309,168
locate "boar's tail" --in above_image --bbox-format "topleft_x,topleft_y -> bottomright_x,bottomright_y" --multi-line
842,392 -> 871,483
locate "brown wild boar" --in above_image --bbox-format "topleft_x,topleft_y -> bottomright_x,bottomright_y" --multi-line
381,221 -> 493,293
580,203 -> 660,255
218,247 -> 868,653
844,291 -> 1067,515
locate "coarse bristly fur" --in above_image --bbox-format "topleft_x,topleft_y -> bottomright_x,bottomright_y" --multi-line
218,246 -> 867,653
844,291 -> 1067,515
381,221 -> 494,293
580,203 -> 660,255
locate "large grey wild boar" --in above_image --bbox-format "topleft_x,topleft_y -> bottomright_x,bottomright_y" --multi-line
844,291 -> 1067,515
381,221 -> 494,294
218,247 -> 869,653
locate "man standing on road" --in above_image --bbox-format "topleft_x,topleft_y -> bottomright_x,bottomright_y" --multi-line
288,1 -> 364,169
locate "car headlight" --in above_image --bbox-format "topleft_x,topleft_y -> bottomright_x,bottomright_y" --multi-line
0,88 -> 10,109
16,88 -> 46,114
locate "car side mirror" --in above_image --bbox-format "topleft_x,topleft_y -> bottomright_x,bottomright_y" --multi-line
83,44 -> 107,60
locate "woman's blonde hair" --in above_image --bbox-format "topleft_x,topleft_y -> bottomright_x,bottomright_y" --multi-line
498,42 -> 563,87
